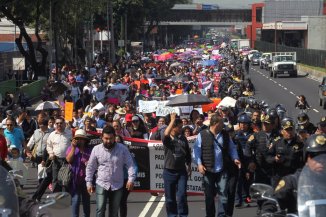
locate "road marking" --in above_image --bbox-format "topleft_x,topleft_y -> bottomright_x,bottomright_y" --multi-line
138,196 -> 157,217
284,87 -> 288,90
313,109 -> 319,113
278,84 -> 282,87
273,81 -> 277,84
290,91 -> 295,95
151,196 -> 166,217
269,78 -> 272,81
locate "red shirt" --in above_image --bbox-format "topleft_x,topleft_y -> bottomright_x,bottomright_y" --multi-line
0,135 -> 8,160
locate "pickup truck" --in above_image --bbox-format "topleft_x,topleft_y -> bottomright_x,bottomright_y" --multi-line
270,52 -> 298,78
319,76 -> 326,109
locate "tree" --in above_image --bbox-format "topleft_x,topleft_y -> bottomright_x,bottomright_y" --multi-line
0,0 -> 49,80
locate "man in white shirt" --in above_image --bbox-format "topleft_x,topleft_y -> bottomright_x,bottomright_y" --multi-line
46,117 -> 72,192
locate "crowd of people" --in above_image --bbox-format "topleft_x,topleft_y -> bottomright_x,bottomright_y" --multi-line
0,42 -> 325,217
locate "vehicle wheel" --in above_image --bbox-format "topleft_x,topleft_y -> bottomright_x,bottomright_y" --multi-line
270,72 -> 273,77
292,73 -> 297,77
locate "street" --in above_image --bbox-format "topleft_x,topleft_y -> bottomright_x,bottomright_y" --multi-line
20,66 -> 324,217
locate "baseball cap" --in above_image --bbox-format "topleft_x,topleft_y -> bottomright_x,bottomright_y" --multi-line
297,113 -> 309,125
318,116 -> 326,127
281,120 -> 294,130
125,114 -> 133,122
261,114 -> 273,124
132,116 -> 140,122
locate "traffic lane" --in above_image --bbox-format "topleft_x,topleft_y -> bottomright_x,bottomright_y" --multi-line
23,165 -> 257,217
249,66 -> 323,124
252,65 -> 324,117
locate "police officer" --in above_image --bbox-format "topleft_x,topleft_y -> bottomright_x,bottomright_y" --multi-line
261,134 -> 326,215
266,118 -> 305,188
297,113 -> 317,135
234,112 -> 253,207
245,113 -> 280,214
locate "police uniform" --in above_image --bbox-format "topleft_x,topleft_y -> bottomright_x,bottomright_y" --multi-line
267,119 -> 305,187
261,169 -> 300,214
297,114 -> 317,135
245,115 -> 280,185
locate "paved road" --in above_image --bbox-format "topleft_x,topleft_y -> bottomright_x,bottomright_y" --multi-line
248,65 -> 324,124
23,166 -> 257,217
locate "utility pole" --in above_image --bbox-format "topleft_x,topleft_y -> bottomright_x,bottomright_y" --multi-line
109,0 -> 116,63
125,12 -> 127,54
107,1 -> 110,61
274,21 -> 277,52
48,0 -> 52,75
91,0 -> 94,65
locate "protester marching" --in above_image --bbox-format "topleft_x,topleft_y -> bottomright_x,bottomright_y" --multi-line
0,40 -> 325,217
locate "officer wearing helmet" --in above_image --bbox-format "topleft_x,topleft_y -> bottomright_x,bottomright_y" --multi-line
261,134 -> 326,215
245,113 -> 280,211
234,112 -> 254,207
266,117 -> 305,187
297,113 -> 317,135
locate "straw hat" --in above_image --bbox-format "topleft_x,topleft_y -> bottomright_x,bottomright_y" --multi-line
74,129 -> 90,141
115,107 -> 126,115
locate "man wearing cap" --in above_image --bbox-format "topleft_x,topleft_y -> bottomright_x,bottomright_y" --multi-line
297,113 -> 317,135
315,116 -> 326,134
266,118 -> 305,188
1,110 -> 13,128
245,113 -> 280,214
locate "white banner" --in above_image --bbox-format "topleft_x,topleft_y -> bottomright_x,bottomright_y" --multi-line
156,101 -> 180,116
139,100 -> 158,113
148,136 -> 203,192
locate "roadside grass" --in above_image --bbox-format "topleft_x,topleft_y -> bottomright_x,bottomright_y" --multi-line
298,63 -> 326,74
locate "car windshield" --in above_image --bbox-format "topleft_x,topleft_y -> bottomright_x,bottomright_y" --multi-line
275,56 -> 293,62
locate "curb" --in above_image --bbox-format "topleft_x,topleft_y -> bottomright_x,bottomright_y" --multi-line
298,65 -> 324,82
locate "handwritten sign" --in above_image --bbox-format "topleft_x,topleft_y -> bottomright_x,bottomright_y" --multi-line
156,101 -> 180,116
139,100 -> 158,113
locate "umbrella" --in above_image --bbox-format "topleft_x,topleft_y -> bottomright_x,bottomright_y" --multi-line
35,101 -> 60,111
166,94 -> 212,107
200,60 -> 218,67
50,81 -> 70,95
110,83 -> 129,90
157,52 -> 174,61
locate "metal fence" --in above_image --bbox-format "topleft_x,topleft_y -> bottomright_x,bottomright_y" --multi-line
254,40 -> 326,68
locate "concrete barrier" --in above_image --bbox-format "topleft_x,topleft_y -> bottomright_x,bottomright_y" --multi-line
298,64 -> 325,82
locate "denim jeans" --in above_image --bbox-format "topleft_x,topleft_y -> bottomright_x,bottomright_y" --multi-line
71,184 -> 90,217
96,184 -> 123,217
163,168 -> 188,217
203,171 -> 227,217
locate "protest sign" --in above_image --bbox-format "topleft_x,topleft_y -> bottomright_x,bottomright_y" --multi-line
81,129 -> 204,194
138,100 -> 158,113
156,101 -> 180,116
64,102 -> 74,121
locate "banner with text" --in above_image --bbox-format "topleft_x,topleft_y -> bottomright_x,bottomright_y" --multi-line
84,131 -> 203,194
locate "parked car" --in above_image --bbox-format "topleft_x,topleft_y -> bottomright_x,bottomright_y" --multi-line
248,50 -> 259,61
319,76 -> 326,109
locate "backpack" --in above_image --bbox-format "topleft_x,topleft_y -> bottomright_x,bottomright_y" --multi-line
57,163 -> 72,187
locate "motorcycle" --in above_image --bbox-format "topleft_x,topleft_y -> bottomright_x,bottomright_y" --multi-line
250,153 -> 326,217
298,154 -> 326,217
0,166 -> 70,217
